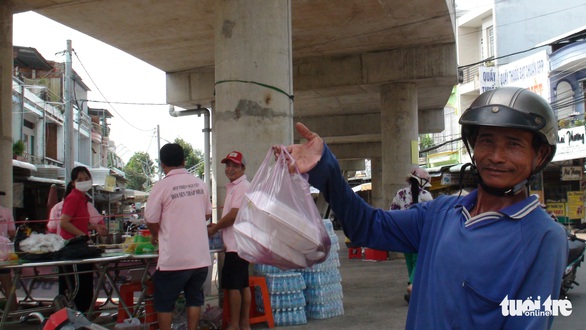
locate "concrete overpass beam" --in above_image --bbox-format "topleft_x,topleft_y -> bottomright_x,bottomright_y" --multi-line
297,111 -> 438,139
363,44 -> 457,83
294,43 -> 457,90
419,108 -> 445,133
295,113 -> 380,138
166,70 -> 215,108
329,142 -> 380,160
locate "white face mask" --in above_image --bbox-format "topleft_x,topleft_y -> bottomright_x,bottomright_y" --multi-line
75,180 -> 93,192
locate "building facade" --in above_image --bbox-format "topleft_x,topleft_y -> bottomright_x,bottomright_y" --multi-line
426,0 -> 586,223
11,46 -> 126,227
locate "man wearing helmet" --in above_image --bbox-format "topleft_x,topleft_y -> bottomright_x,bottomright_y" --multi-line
279,87 -> 567,329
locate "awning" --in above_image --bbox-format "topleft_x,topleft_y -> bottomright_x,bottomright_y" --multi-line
123,189 -> 149,202
26,176 -> 64,185
426,164 -> 457,177
12,159 -> 37,171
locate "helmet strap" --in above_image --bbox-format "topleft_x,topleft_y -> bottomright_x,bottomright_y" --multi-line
478,175 -> 529,197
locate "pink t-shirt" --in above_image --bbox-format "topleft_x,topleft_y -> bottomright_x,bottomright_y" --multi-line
48,201 -> 103,235
0,206 -> 16,238
221,175 -> 250,252
145,168 -> 212,271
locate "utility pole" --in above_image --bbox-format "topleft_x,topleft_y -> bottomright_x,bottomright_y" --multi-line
64,40 -> 74,185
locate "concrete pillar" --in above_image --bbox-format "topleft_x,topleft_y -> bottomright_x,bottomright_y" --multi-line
380,83 -> 418,208
0,2 -> 13,209
370,157 -> 384,208
213,0 -> 294,206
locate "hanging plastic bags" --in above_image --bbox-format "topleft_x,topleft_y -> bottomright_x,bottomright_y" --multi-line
233,146 -> 331,270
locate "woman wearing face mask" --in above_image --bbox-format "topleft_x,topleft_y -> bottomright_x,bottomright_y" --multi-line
59,166 -> 95,313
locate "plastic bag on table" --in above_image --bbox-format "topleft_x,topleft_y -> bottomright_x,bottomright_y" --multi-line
53,235 -> 102,260
42,307 -> 109,330
233,146 -> 331,270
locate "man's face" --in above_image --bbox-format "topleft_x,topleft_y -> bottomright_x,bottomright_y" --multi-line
473,126 -> 545,189
224,161 -> 245,182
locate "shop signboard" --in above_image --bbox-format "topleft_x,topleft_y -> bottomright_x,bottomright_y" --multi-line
497,50 -> 550,98
427,150 -> 459,168
103,175 -> 117,192
562,166 -> 583,181
546,202 -> 566,217
553,126 -> 586,162
479,66 -> 498,93
567,191 -> 584,220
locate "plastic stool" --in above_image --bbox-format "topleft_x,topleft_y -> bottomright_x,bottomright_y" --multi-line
117,281 -> 156,329
222,276 -> 274,329
348,247 -> 361,259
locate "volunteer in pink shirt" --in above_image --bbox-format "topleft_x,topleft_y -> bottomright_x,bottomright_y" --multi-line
145,143 -> 212,330
208,151 -> 251,330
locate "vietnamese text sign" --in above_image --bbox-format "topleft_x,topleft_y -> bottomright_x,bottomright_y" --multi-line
553,126 -> 586,162
567,191 -> 584,219
562,166 -> 583,181
547,203 -> 566,217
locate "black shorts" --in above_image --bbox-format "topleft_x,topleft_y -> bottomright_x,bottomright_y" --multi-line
153,267 -> 208,313
221,252 -> 249,290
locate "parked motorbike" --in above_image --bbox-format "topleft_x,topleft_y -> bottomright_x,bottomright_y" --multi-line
560,224 -> 586,296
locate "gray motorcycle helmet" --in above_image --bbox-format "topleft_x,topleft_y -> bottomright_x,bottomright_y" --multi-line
459,87 -> 557,175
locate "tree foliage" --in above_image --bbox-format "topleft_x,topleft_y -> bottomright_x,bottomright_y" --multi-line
124,151 -> 155,190
173,138 -> 204,178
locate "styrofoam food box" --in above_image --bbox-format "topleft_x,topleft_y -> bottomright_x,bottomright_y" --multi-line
234,221 -> 308,268
243,191 -> 321,253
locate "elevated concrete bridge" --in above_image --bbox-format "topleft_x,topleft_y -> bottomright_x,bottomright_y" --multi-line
2,0 -> 457,210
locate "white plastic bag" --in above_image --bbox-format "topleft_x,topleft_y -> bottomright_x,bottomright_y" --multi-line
234,146 -> 331,269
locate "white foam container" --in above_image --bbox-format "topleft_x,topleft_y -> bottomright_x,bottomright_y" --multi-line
243,191 -> 321,254
233,221 -> 307,268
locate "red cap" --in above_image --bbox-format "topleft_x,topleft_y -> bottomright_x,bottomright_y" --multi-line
221,151 -> 246,166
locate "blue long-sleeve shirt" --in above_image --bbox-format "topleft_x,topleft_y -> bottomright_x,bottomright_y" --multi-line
308,145 -> 568,329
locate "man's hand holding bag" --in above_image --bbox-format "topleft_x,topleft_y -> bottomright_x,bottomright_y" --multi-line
233,146 -> 331,270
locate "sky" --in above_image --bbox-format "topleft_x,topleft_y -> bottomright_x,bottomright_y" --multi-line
12,11 -> 206,165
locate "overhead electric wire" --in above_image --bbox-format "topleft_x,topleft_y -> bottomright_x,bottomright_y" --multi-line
457,2 -> 586,69
72,50 -> 155,133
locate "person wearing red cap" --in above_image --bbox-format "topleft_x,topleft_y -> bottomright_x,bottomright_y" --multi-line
208,151 -> 251,330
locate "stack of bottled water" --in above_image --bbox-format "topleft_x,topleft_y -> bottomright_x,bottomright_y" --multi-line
253,264 -> 308,326
251,219 -> 344,325
302,219 -> 344,319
